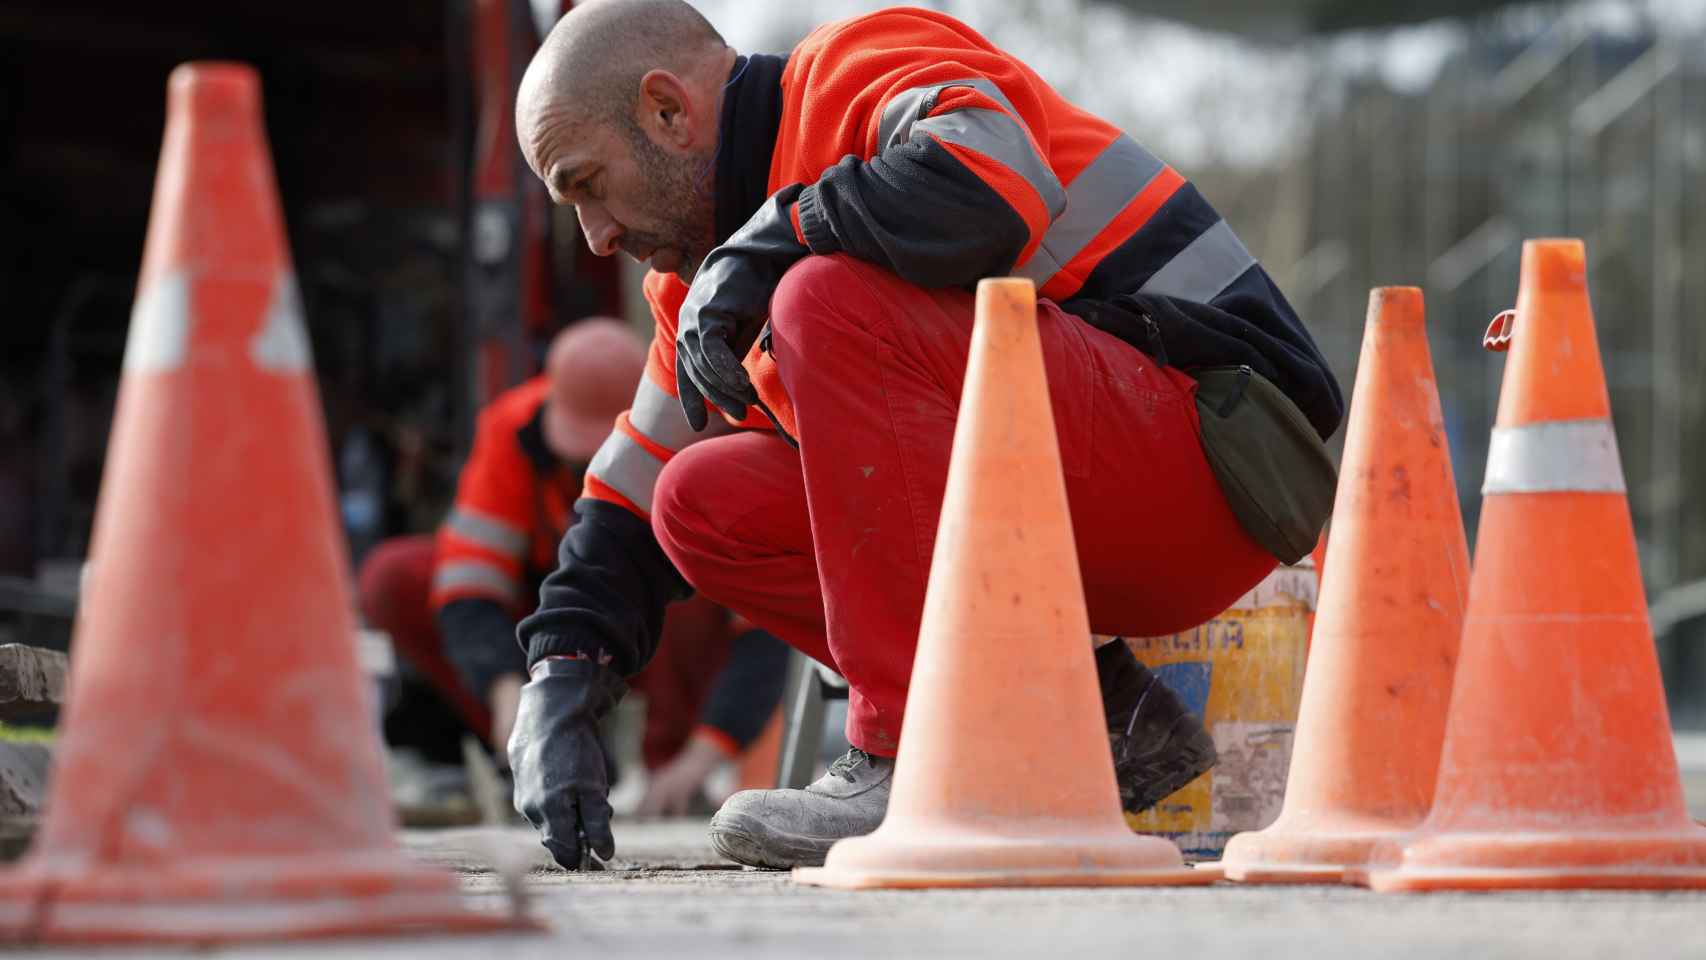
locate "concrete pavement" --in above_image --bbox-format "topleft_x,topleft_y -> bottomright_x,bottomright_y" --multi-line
9,819 -> 1706,959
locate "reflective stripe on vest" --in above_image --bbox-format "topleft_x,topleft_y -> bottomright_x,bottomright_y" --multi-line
588,430 -> 664,514
1016,134 -> 1166,288
878,77 -> 1065,221
444,507 -> 528,557
1017,132 -> 1255,303
1481,418 -> 1626,495
432,560 -> 520,603
912,109 -> 1066,218
629,375 -> 699,452
1138,219 -> 1257,303
879,76 -> 1021,150
877,78 -> 1259,306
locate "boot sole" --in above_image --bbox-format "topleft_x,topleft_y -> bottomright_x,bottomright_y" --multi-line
708,811 -> 837,870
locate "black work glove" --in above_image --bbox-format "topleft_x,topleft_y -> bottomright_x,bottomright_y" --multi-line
508,657 -> 628,870
676,183 -> 809,433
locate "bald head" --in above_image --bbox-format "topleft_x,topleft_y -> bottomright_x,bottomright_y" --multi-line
541,317 -> 647,461
520,0 -> 727,152
517,0 -> 735,280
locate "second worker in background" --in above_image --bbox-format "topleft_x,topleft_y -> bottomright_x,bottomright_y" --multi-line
362,319 -> 790,818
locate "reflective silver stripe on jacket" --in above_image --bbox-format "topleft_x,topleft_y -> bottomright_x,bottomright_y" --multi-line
1007,128 -> 1258,302
588,430 -> 664,514
431,560 -> 520,603
444,507 -> 528,557
878,77 -> 1064,220
628,375 -> 700,451
877,78 -> 1258,305
878,76 -> 1022,149
1138,219 -> 1257,303
1017,134 -> 1166,287
913,109 -> 1066,218
1482,419 -> 1626,495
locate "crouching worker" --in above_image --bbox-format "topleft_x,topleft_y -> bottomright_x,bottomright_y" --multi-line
508,0 -> 1343,870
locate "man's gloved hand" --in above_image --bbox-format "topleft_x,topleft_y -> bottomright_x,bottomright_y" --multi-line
508,656 -> 628,870
676,183 -> 808,431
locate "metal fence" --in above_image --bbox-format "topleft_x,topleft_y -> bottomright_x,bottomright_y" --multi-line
1211,12 -> 1706,722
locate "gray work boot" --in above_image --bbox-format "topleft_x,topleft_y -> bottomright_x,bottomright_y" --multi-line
709,747 -> 892,869
1097,641 -> 1218,815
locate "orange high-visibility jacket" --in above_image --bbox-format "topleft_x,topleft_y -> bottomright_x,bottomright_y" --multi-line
432,376 -> 578,614
521,7 -> 1341,672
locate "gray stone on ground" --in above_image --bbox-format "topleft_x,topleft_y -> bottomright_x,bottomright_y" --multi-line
0,741 -> 49,861
0,741 -> 48,818
0,644 -> 66,721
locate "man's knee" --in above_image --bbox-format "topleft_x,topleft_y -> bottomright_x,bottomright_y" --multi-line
651,443 -> 724,580
769,254 -> 889,356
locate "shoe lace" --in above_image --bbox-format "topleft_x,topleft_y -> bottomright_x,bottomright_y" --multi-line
829,747 -> 872,781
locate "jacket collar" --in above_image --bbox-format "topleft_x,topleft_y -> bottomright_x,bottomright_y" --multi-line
712,53 -> 787,246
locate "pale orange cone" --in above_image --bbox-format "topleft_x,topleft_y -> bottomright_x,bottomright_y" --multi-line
0,64 -> 523,942
1222,287 -> 1469,883
1363,239 -> 1706,891
793,279 -> 1211,889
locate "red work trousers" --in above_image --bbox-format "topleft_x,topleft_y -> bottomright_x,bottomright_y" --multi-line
652,255 -> 1276,756
356,535 -> 491,737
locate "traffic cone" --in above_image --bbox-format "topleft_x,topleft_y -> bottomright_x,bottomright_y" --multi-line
793,279 -> 1213,889
1222,287 -> 1469,883
0,63 -> 523,942
1363,239 -> 1706,891
1310,528 -> 1328,585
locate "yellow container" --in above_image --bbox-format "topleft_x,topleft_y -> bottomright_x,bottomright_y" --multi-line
1117,560 -> 1316,860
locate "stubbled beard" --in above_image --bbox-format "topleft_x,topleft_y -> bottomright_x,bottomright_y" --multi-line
621,120 -> 715,280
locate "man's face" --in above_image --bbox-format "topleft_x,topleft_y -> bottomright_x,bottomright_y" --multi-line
535,117 -> 716,282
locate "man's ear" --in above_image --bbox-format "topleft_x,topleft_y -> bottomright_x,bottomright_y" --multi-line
637,69 -> 697,149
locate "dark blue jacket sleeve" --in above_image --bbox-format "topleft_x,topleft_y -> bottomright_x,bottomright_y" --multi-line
793,141 -> 1033,290
439,598 -> 527,698
698,629 -> 792,749
517,499 -> 692,676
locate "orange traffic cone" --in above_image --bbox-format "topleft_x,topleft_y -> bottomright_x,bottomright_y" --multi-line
1310,527 -> 1328,585
1363,239 -> 1706,891
1221,287 -> 1469,883
793,279 -> 1212,889
0,64 -> 521,941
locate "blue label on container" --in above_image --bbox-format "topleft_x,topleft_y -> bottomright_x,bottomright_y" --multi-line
1154,661 -> 1212,717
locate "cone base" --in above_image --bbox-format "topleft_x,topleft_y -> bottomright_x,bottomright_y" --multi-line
1357,825 -> 1706,892
1223,822 -> 1412,885
0,851 -> 529,943
794,862 -> 1216,890
793,822 -> 1216,890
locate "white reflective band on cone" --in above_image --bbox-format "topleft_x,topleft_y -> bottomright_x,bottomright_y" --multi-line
124,270 -> 192,373
1481,418 -> 1626,495
251,272 -> 313,372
